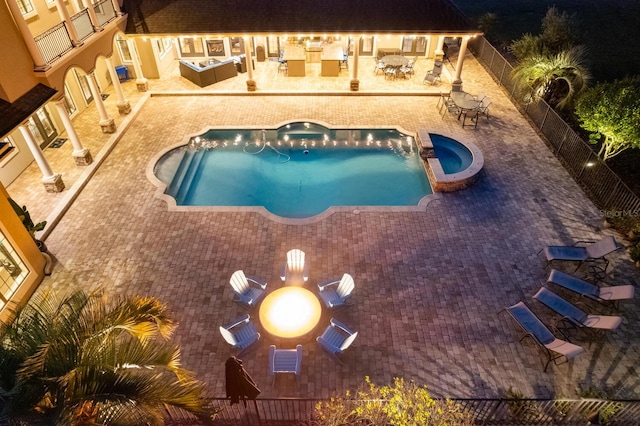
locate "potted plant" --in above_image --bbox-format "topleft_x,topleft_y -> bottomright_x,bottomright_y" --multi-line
8,198 -> 47,252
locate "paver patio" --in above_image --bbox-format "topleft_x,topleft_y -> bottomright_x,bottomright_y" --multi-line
8,54 -> 640,402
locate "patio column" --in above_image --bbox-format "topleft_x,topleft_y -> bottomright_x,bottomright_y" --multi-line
52,96 -> 93,165
4,0 -> 48,70
53,0 -> 82,47
104,56 -> 131,114
80,0 -> 103,31
350,37 -> 360,91
112,0 -> 123,16
244,36 -> 256,92
434,36 -> 445,61
19,122 -> 65,193
86,72 -> 116,133
127,38 -> 148,91
452,36 -> 471,90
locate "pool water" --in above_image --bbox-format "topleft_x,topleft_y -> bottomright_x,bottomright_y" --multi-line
430,134 -> 473,174
153,123 -> 470,219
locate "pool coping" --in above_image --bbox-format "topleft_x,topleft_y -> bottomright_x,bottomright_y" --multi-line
145,119 -> 443,225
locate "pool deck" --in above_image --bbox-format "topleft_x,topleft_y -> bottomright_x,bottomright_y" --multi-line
7,54 -> 640,402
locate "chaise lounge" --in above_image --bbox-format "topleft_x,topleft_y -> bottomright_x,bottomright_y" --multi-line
541,236 -> 619,271
502,301 -> 584,371
547,269 -> 635,309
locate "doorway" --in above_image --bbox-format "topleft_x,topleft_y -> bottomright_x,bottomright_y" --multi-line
28,107 -> 58,149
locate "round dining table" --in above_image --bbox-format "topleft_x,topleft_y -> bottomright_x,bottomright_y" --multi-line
381,55 -> 409,67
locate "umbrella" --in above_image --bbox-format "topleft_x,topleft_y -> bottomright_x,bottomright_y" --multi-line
225,356 -> 261,424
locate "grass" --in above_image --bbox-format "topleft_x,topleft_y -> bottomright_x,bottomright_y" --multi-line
451,0 -> 640,83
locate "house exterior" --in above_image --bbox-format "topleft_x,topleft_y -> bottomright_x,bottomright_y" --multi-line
0,0 -> 478,320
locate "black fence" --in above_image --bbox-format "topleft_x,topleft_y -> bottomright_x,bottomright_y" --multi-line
165,397 -> 640,425
468,36 -> 640,214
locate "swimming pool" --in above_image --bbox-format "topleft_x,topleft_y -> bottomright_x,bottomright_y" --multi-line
151,121 -> 437,220
431,134 -> 473,174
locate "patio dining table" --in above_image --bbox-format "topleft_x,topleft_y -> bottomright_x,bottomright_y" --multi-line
451,91 -> 481,119
381,55 -> 409,68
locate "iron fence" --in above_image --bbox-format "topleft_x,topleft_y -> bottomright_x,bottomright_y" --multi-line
94,0 -> 118,27
164,397 -> 640,425
71,9 -> 95,41
468,37 -> 640,214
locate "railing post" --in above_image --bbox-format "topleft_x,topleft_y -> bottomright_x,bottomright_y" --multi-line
556,127 -> 569,154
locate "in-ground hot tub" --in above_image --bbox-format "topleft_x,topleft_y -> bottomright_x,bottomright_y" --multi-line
417,130 -> 484,192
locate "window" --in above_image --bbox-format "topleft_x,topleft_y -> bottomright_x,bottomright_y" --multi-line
116,35 -> 132,62
179,37 -> 204,57
155,37 -> 173,58
0,137 -> 18,165
16,0 -> 35,15
0,231 -> 29,313
230,37 -> 244,55
74,69 -> 93,104
63,84 -> 77,116
359,37 -> 374,56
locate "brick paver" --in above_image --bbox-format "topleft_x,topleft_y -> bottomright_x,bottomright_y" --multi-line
8,55 -> 639,401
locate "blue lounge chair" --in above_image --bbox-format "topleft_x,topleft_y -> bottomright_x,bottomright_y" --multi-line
533,287 -> 622,340
219,314 -> 260,355
502,301 -> 584,372
541,236 -> 619,271
316,318 -> 358,364
230,270 -> 267,308
318,273 -> 354,309
547,269 -> 635,309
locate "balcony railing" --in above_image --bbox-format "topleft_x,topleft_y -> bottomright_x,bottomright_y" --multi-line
34,22 -> 74,65
32,0 -> 120,67
94,0 -> 117,27
71,9 -> 95,41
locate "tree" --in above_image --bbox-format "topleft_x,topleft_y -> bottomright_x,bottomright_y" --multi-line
315,376 -> 472,425
510,7 -> 576,61
511,47 -> 590,111
0,288 -> 214,425
575,77 -> 640,161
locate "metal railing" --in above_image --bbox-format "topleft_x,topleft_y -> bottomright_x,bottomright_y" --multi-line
71,9 -> 95,41
94,0 -> 118,27
32,0 -> 120,66
164,397 -> 640,425
468,36 -> 640,213
34,22 -> 74,64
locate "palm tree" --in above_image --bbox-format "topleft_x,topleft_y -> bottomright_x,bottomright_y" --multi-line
511,47 -> 590,111
0,289 -> 214,425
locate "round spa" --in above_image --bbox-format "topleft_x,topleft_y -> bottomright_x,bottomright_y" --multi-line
417,131 -> 484,192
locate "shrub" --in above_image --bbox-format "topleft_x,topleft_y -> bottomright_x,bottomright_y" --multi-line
314,376 -> 472,426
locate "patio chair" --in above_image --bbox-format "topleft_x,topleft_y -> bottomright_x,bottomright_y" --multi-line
374,59 -> 386,75
219,313 -> 261,355
399,60 -> 415,78
533,287 -> 622,340
501,301 -> 584,372
477,97 -> 491,120
280,248 -> 310,284
316,318 -> 358,364
318,273 -> 355,308
547,269 -> 635,310
269,344 -> 302,384
230,270 -> 267,308
461,108 -> 480,129
423,60 -> 443,85
278,60 -> 288,74
436,91 -> 451,111
385,66 -> 398,80
541,236 -> 620,271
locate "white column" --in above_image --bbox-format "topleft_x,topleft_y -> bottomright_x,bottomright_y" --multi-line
453,36 -> 471,87
350,37 -> 360,91
54,0 -> 82,46
53,97 -> 93,165
244,36 -> 256,91
435,36 -> 445,61
104,56 -> 131,114
127,38 -> 148,91
5,0 -> 48,70
112,0 -> 123,16
19,122 -> 65,192
80,0 -> 102,31
86,72 -> 116,133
